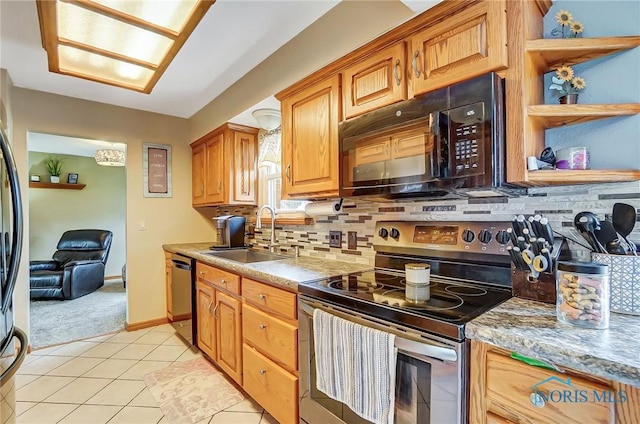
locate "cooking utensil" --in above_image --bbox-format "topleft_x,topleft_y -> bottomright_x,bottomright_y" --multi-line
612,203 -> 638,256
538,217 -> 555,245
605,240 -> 627,255
574,212 -> 607,253
594,220 -> 620,252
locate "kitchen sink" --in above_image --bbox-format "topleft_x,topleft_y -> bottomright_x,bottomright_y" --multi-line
203,249 -> 289,264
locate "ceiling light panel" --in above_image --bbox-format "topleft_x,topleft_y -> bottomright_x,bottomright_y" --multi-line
57,2 -> 173,65
58,45 -> 154,89
90,0 -> 200,33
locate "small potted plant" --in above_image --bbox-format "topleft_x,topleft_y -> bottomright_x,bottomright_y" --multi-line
548,65 -> 586,104
45,156 -> 64,183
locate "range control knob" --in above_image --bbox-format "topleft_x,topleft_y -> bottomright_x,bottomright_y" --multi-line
495,229 -> 510,245
378,228 -> 389,238
389,228 -> 400,240
462,229 -> 475,243
478,229 -> 493,244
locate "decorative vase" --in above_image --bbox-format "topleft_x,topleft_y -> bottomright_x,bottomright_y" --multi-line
559,94 -> 579,104
50,176 -> 60,183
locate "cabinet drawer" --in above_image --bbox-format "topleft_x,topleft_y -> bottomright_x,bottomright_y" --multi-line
243,304 -> 297,371
485,351 -> 614,423
196,262 -> 240,294
243,344 -> 298,424
242,278 -> 296,320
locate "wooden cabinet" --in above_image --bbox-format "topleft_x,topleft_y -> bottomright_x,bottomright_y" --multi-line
409,0 -> 507,97
280,74 -> 341,199
470,340 -> 640,423
191,123 -> 259,206
505,2 -> 640,186
343,42 -> 407,119
242,278 -> 298,424
195,262 -> 243,385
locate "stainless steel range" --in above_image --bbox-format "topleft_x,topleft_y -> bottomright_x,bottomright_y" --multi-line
298,221 -> 513,424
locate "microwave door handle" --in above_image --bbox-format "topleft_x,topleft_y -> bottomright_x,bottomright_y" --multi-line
429,112 -> 441,178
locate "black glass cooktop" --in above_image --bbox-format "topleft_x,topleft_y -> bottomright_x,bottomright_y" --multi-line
299,269 -> 511,341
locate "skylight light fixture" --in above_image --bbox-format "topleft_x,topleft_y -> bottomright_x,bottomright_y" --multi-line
36,0 -> 214,93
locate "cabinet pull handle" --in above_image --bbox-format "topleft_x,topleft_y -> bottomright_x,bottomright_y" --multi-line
259,324 -> 267,330
285,164 -> 291,182
218,181 -> 222,190
393,59 -> 401,86
258,294 -> 266,300
412,50 -> 421,78
207,300 -> 213,314
259,369 -> 266,375
213,302 -> 219,319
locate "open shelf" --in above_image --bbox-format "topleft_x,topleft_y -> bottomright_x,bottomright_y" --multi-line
526,36 -> 640,71
527,169 -> 640,185
528,104 -> 640,128
29,182 -> 86,190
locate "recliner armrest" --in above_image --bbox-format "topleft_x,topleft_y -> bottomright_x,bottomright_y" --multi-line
63,259 -> 103,268
30,260 -> 61,272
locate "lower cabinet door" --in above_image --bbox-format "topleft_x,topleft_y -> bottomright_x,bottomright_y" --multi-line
243,344 -> 298,424
196,281 -> 216,360
216,291 -> 242,385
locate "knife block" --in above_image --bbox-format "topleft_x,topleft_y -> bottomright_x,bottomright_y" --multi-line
511,238 -> 569,304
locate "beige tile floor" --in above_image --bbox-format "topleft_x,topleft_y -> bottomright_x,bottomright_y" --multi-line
15,324 -> 279,424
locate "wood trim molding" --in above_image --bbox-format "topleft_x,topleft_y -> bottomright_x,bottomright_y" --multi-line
190,122 -> 259,148
125,317 -> 169,332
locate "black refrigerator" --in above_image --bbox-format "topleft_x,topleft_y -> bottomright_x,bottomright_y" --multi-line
0,127 -> 25,424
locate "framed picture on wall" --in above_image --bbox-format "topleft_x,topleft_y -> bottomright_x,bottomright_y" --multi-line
143,143 -> 172,198
67,173 -> 78,184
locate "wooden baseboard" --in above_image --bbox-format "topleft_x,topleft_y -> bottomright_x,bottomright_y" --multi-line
125,317 -> 168,331
105,275 -> 123,281
169,313 -> 192,322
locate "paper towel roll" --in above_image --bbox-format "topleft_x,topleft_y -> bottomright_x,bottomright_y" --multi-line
304,199 -> 343,217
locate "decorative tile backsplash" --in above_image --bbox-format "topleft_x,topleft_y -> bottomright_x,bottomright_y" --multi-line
209,181 -> 640,267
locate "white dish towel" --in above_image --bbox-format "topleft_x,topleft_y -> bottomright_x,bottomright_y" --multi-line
313,308 -> 397,424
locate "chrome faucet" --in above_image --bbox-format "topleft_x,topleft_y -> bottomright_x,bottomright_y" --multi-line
256,205 -> 278,252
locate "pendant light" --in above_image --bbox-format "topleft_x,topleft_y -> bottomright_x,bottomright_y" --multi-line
95,149 -> 126,166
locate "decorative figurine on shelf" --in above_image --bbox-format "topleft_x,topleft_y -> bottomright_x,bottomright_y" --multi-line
548,65 -> 586,104
551,9 -> 584,38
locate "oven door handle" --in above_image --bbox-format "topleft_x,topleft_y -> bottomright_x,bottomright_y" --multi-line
299,300 -> 458,362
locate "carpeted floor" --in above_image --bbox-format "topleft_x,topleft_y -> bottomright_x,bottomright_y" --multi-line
29,279 -> 126,348
144,357 -> 245,424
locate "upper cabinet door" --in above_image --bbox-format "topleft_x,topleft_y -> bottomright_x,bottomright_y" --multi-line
343,43 -> 407,119
232,130 -> 257,204
409,0 -> 507,96
281,74 -> 341,199
192,142 -> 206,206
205,133 -> 225,204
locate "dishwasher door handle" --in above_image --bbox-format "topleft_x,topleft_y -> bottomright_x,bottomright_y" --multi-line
171,260 -> 191,271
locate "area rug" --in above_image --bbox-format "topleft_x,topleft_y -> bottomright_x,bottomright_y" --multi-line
30,279 -> 126,348
144,357 -> 245,424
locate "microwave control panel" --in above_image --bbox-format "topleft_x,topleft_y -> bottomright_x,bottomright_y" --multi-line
449,103 -> 485,177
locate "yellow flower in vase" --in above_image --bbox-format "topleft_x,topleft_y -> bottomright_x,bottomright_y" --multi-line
548,65 -> 586,103
556,65 -> 574,82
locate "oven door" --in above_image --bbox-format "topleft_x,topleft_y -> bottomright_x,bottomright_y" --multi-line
298,295 -> 466,424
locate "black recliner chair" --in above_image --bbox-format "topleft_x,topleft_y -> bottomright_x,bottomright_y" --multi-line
30,229 -> 113,300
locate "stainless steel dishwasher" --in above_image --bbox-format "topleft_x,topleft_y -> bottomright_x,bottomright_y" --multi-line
170,253 -> 194,344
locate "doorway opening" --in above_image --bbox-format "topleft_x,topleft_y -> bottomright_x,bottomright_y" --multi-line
27,132 -> 127,348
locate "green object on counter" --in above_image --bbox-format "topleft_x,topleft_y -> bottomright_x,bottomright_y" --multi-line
510,352 -> 563,373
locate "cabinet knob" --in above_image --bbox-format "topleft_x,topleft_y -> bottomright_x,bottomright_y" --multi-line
259,324 -> 267,330
258,294 -> 266,300
529,392 -> 546,408
221,279 -> 227,285
259,369 -> 266,375
199,271 -> 205,276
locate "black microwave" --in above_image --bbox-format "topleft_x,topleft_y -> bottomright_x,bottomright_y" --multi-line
339,73 -> 509,200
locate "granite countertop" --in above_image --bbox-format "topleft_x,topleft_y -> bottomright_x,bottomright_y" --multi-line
466,297 -> 640,387
163,242 -> 372,291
